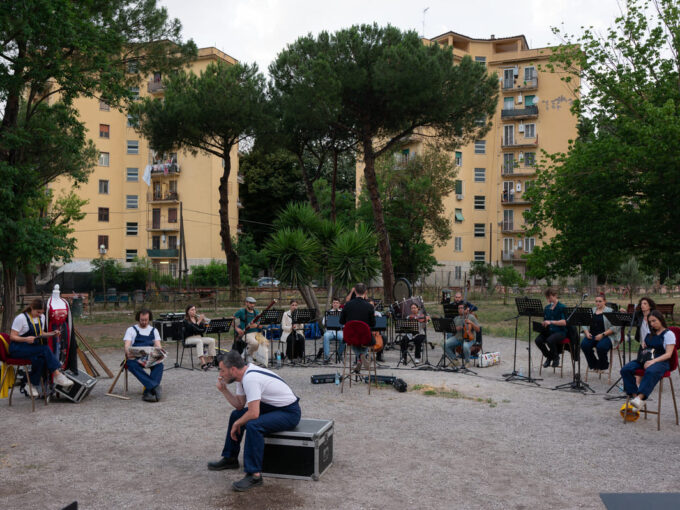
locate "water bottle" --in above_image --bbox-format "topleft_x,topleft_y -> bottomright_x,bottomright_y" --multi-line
276,350 -> 282,368
519,367 -> 524,377
335,372 -> 340,385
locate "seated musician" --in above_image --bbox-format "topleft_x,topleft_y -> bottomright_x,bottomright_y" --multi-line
401,303 -> 429,364
580,293 -> 620,372
534,288 -> 567,368
8,299 -> 74,396
123,309 -> 163,402
322,298 -> 343,364
339,283 -> 375,372
183,304 -> 217,371
233,297 -> 263,360
369,299 -> 385,362
444,303 -> 481,363
208,350 -> 301,492
453,291 -> 478,313
281,300 -> 305,360
620,310 -> 676,411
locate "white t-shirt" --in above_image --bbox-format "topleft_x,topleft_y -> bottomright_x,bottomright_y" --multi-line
11,313 -> 45,336
235,364 -> 297,407
123,325 -> 161,345
662,330 -> 677,347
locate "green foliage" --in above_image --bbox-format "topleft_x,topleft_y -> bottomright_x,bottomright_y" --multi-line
493,266 -> 526,304
189,260 -> 229,287
329,224 -> 382,290
91,259 -> 124,291
526,0 -> 680,278
615,256 -> 650,302
234,233 -> 268,279
264,228 -> 320,287
470,262 -> 495,293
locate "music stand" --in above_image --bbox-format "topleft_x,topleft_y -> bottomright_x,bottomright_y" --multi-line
394,319 -> 420,368
292,308 -> 317,364
604,311 -> 634,398
431,317 -> 457,372
554,307 -> 594,393
372,316 -> 388,368
503,297 -> 543,385
324,312 -> 343,363
204,318 -> 233,352
258,309 -> 284,366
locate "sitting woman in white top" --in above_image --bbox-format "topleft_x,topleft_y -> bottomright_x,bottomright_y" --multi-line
281,300 -> 305,360
123,309 -> 163,402
183,304 -> 217,371
9,298 -> 74,396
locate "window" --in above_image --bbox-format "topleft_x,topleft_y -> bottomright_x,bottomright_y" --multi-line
127,114 -> 137,128
525,237 -> 536,253
503,209 -> 514,231
454,266 -> 462,279
126,167 -> 139,182
168,208 -> 178,223
474,195 -> 485,210
455,180 -> 463,195
503,153 -> 515,174
129,87 -> 140,100
474,251 -> 486,262
525,95 -> 536,107
152,235 -> 160,250
99,124 -> 110,138
525,180 -> 535,192
125,249 -> 138,262
97,235 -> 108,250
455,208 -> 464,222
454,237 -> 462,252
398,148 -> 410,166
98,180 -> 109,194
126,195 -> 138,209
474,168 -> 486,182
98,207 -> 109,222
455,151 -> 462,166
503,125 -> 514,146
99,100 -> 110,111
524,152 -> 536,167
126,222 -> 138,236
98,152 -> 109,166
524,66 -> 536,81
127,140 -> 139,154
474,140 -> 486,154
503,68 -> 514,89
474,223 -> 485,238
168,235 -> 177,248
475,115 -> 486,126
525,124 -> 536,138
474,56 -> 486,65
504,97 -> 514,110
127,60 -> 138,74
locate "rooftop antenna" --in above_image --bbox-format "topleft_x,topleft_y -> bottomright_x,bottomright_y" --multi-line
422,7 -> 429,38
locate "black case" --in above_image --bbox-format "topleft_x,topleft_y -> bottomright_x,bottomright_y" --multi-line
55,369 -> 97,403
262,418 -> 333,481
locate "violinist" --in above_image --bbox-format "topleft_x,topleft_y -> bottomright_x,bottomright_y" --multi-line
401,303 -> 429,364
444,304 -> 480,364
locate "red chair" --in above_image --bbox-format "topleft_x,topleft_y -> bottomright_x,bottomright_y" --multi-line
0,333 -> 47,412
538,337 -> 574,378
341,321 -> 377,394
623,326 -> 679,430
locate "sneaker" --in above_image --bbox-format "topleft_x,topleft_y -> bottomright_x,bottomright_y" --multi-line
153,385 -> 162,402
54,372 -> 74,388
361,354 -> 370,370
142,391 -> 157,402
551,356 -> 560,368
207,456 -> 239,471
414,358 -> 421,363
28,385 -> 39,398
232,473 -> 263,492
542,358 -> 552,368
630,396 -> 643,410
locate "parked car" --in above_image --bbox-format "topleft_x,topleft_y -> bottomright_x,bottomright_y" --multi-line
257,277 -> 280,287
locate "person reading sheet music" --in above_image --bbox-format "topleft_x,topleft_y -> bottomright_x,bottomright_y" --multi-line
444,303 -> 480,363
281,300 -> 305,360
123,309 -> 163,402
401,303 -> 429,364
322,298 -> 343,364
534,288 -> 567,369
620,310 -> 676,411
580,293 -> 620,372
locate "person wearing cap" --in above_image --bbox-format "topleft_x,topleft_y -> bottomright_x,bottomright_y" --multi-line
233,297 -> 263,360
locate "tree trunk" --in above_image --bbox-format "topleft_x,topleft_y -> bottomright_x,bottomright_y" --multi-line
325,275 -> 335,311
219,152 -> 240,300
362,145 -> 395,303
2,266 -> 17,333
331,149 -> 338,222
296,154 -> 320,213
23,268 -> 35,294
298,283 -> 321,321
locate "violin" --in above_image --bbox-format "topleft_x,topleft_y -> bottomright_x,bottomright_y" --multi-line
463,311 -> 476,341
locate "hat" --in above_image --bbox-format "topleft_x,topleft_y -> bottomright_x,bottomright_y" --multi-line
245,296 -> 256,303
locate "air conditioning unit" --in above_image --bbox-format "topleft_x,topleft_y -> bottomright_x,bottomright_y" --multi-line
518,123 -> 525,133
517,240 -> 523,249
513,66 -> 519,77
517,93 -> 523,104
456,194 -> 464,200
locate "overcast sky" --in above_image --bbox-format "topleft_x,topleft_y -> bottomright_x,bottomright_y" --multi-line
158,0 -> 624,73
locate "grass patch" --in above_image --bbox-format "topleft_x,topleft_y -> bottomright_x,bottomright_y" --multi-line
410,384 -> 497,406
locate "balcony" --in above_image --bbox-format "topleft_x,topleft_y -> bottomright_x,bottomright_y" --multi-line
150,163 -> 180,176
501,134 -> 539,149
502,250 -> 528,263
501,165 -> 536,177
501,222 -> 523,234
501,105 -> 538,119
147,79 -> 165,93
147,249 -> 179,258
148,191 -> 179,203
148,218 -> 180,232
501,194 -> 531,205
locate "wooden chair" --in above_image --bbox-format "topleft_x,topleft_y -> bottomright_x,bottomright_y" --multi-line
106,359 -> 131,400
0,333 -> 47,412
585,330 -> 624,384
340,321 -> 377,394
538,336 -> 574,378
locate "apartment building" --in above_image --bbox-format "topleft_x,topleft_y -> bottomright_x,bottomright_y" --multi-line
50,47 -> 240,277
372,32 -> 578,284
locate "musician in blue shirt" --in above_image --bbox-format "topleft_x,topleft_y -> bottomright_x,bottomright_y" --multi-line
534,288 -> 568,369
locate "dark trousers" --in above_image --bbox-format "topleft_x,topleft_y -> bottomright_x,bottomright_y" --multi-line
221,400 -> 301,474
8,342 -> 61,385
535,331 -> 566,360
580,335 -> 612,370
126,359 -> 163,391
401,333 -> 425,359
621,359 -> 669,398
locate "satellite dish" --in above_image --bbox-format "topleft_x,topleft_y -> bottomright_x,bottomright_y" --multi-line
393,278 -> 412,301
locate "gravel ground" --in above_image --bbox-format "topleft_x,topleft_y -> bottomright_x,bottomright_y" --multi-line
2,331 -> 680,510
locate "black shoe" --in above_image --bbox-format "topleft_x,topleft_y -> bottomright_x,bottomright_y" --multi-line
542,358 -> 552,368
322,358 -> 330,365
232,473 -> 263,492
552,356 -> 560,368
142,391 -> 156,402
153,385 -> 162,401
207,456 -> 239,471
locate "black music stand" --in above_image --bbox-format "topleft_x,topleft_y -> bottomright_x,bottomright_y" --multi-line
292,308 -> 317,364
258,309 -> 284,366
604,311 -> 634,398
395,319 -> 420,368
205,318 -> 233,353
554,307 -> 594,393
324,312 -> 343,363
432,317 -> 456,372
372,315 -> 388,368
162,320 -> 187,371
503,297 -> 543,385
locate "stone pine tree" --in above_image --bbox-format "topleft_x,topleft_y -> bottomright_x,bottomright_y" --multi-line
0,0 -> 195,331
268,24 -> 498,301
131,61 -> 268,298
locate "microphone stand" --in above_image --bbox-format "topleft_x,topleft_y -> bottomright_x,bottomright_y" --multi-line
553,294 -> 594,394
605,304 -> 637,398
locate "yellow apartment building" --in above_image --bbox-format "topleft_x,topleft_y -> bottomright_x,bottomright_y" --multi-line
360,32 -> 578,285
49,47 -> 240,277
